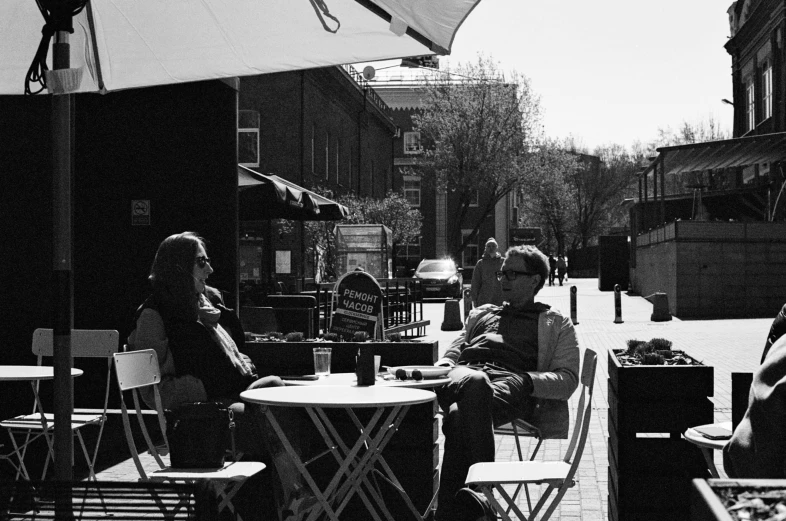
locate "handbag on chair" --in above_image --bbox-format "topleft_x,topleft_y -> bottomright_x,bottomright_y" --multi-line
164,402 -> 235,469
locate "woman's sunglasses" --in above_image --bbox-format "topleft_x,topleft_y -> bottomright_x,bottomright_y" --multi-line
195,256 -> 211,268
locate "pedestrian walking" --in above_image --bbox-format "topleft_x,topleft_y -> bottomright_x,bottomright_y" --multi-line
548,254 -> 557,286
557,255 -> 567,286
470,237 -> 504,307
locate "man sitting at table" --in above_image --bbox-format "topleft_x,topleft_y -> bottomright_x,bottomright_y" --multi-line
434,245 -> 580,521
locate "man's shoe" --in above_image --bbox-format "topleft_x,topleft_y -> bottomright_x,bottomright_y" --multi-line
454,487 -> 494,521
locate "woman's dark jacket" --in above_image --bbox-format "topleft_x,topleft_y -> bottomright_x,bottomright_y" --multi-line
134,286 -> 253,400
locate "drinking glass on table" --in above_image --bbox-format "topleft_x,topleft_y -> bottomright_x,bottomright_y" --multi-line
313,347 -> 332,377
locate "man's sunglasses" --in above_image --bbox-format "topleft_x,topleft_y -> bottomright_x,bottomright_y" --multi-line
496,270 -> 537,281
195,256 -> 212,268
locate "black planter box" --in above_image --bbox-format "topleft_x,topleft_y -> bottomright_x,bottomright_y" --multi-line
608,349 -> 714,521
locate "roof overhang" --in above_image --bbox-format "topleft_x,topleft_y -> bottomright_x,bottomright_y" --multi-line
640,132 -> 786,177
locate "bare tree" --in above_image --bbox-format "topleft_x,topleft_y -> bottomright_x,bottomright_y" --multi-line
568,144 -> 640,250
412,54 -> 542,258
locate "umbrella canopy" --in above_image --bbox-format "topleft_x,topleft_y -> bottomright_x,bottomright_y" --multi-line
1,0 -> 482,482
238,165 -> 350,221
1,0 -> 482,94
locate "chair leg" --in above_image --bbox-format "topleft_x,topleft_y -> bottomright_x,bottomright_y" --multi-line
75,431 -> 96,481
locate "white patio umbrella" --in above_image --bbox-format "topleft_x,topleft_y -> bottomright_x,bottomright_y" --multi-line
0,0 -> 482,482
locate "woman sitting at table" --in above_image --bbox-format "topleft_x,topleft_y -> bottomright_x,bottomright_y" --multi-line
127,231 -> 314,519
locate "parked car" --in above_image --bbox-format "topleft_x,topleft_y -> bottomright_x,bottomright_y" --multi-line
413,258 -> 463,299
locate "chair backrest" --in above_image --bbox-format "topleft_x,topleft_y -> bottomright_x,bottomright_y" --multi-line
240,306 -> 279,334
32,328 -> 120,359
562,349 -> 598,469
113,349 -> 170,479
30,328 -> 120,417
264,295 -> 317,309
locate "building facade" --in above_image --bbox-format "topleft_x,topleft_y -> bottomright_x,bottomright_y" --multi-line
629,0 -> 786,318
237,66 -> 397,288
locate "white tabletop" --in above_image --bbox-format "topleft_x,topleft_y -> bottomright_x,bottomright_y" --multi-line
684,421 -> 733,450
241,385 -> 436,408
0,366 -> 83,381
282,372 -> 450,389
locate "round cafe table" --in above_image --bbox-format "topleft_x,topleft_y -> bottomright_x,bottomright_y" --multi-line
0,365 -> 83,481
683,421 -> 733,478
282,371 -> 449,389
241,385 -> 436,521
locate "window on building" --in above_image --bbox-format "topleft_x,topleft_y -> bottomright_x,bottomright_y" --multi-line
324,131 -> 330,177
238,110 -> 260,167
461,230 -> 479,268
745,79 -> 755,132
348,146 -> 353,188
762,60 -> 773,121
403,131 -> 422,154
403,176 -> 421,207
335,138 -> 340,184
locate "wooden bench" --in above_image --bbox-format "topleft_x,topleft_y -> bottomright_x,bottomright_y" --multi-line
0,480 -> 216,519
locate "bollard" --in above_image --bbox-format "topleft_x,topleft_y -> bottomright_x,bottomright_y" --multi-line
613,284 -> 623,323
463,288 -> 472,322
570,285 -> 579,325
441,299 -> 463,331
644,292 -> 672,322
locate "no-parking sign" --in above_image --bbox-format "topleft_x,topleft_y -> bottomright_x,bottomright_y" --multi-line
131,200 -> 150,226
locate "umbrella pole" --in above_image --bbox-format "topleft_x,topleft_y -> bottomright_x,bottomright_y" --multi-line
52,28 -> 74,483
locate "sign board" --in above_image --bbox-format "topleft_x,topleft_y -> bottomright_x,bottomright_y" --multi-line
275,250 -> 291,274
509,228 -> 543,247
131,200 -> 150,226
330,271 -> 384,340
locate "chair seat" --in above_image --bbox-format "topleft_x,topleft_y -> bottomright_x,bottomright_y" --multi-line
147,461 -> 265,482
467,459 -> 572,486
495,417 -> 540,438
1,412 -> 103,430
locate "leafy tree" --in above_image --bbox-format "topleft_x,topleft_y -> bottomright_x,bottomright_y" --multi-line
411,54 -> 542,259
296,189 -> 422,281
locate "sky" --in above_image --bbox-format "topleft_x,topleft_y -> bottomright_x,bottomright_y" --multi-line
358,0 -> 735,151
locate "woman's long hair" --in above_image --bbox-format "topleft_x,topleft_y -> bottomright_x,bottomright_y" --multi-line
148,232 -> 205,322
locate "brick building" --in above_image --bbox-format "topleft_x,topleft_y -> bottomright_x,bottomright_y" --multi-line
237,66 -> 397,288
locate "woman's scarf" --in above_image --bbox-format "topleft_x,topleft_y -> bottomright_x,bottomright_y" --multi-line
198,294 -> 254,377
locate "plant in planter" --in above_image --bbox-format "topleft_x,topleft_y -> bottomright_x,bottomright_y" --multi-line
692,479 -> 786,521
615,337 -> 703,366
609,338 -> 714,520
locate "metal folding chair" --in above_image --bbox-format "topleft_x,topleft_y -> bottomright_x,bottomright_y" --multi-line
466,349 -> 597,521
113,349 -> 265,521
494,414 -> 543,513
1,328 -> 119,481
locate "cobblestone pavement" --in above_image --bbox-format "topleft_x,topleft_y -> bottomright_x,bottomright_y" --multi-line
423,278 -> 769,520
94,278 -> 772,520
